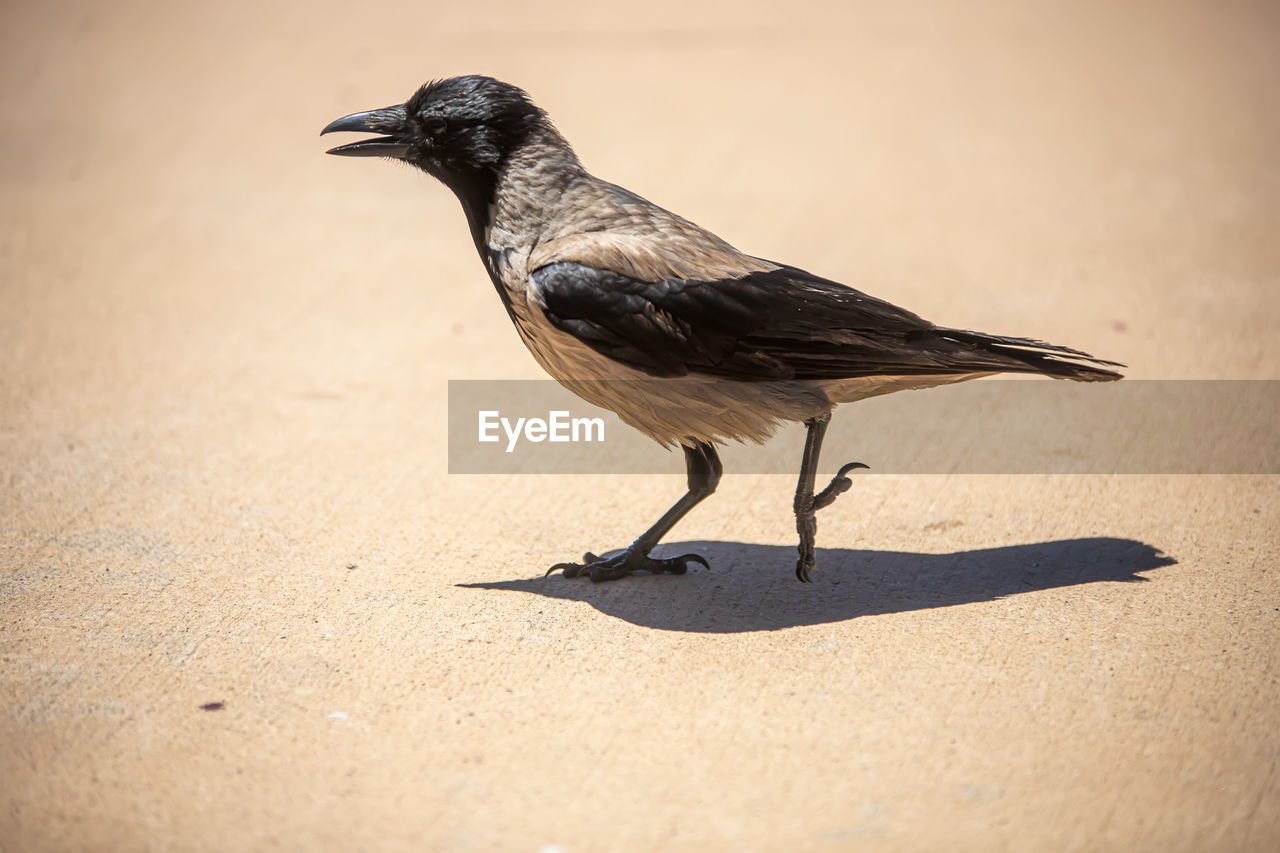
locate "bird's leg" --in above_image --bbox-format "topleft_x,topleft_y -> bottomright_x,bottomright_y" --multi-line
793,412 -> 867,582
548,441 -> 722,582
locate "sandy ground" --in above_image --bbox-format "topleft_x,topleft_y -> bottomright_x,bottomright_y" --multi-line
2,0 -> 1277,849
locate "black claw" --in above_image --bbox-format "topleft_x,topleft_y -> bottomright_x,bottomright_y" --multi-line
813,461 -> 869,510
796,560 -> 815,583
673,552 -> 709,572
547,547 -> 709,581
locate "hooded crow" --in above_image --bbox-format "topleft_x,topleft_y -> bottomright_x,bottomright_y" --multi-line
322,75 -> 1122,582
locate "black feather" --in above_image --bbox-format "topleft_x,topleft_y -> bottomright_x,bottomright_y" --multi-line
533,261 -> 1123,382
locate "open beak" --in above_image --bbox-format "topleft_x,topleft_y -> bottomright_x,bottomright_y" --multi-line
321,104 -> 411,158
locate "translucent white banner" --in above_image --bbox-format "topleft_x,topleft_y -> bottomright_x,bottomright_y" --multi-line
447,380 -> 1279,474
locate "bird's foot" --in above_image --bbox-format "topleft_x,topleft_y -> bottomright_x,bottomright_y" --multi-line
813,462 -> 869,510
795,540 -> 818,584
796,461 -> 868,583
546,548 -> 708,582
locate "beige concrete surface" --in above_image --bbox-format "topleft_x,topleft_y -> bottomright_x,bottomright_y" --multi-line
2,0 -> 1277,849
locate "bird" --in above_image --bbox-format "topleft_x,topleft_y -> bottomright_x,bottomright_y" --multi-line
321,75 -> 1122,583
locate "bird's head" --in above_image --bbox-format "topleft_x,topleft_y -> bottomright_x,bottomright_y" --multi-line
321,75 -> 555,181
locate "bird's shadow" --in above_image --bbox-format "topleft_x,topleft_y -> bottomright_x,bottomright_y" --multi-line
460,538 -> 1174,632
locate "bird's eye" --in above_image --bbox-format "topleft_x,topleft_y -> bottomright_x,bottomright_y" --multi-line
423,116 -> 448,135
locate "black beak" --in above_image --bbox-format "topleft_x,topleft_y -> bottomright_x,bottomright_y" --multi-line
321,105 -> 411,158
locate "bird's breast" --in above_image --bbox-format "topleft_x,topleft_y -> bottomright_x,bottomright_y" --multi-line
485,245 -> 526,285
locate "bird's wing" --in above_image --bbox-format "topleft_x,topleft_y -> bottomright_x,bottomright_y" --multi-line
529,261 -> 1122,381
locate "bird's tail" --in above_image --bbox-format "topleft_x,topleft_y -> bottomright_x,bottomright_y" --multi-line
933,328 -> 1124,381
